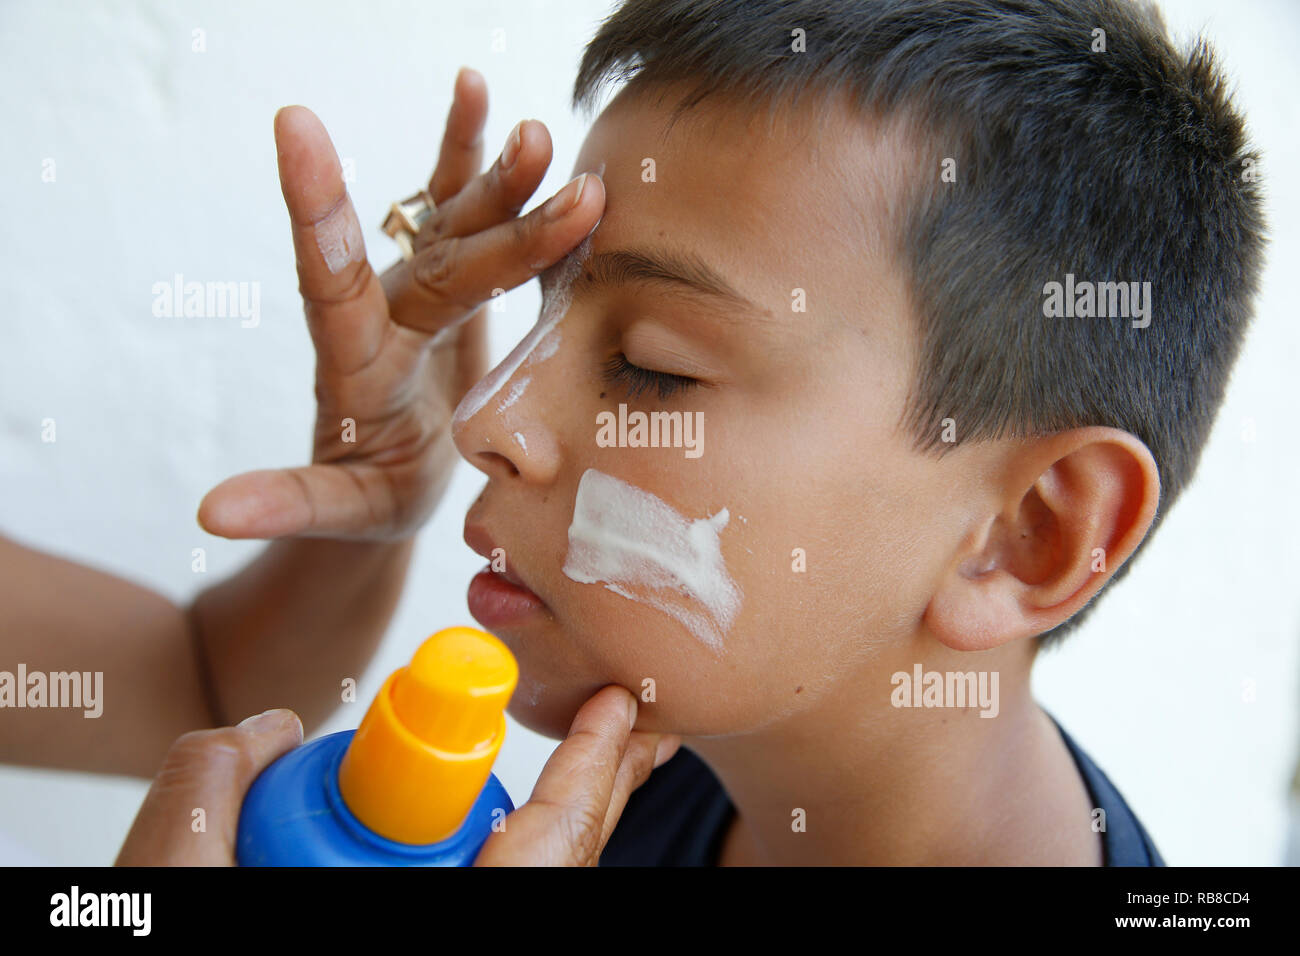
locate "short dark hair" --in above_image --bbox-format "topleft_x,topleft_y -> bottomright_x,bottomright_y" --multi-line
573,0 -> 1267,648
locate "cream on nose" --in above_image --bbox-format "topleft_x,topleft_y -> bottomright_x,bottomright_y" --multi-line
451,230 -> 595,430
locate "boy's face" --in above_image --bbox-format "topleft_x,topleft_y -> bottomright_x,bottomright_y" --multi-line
455,85 -> 986,740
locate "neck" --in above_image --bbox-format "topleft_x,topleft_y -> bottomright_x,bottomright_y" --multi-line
685,639 -> 1100,866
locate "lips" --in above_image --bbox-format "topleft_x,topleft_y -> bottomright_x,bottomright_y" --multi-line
463,522 -> 543,600
463,519 -> 549,630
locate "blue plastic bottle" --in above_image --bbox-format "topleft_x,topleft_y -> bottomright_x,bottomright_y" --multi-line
237,626 -> 518,866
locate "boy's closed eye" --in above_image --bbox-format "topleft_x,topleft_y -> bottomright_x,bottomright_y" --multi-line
602,351 -> 701,401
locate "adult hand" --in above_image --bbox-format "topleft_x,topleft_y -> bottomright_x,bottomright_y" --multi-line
474,687 -> 681,866
116,694 -> 678,866
198,67 -> 605,541
115,709 -> 303,865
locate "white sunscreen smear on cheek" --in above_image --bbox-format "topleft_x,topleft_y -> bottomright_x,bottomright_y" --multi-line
562,469 -> 742,651
315,198 -> 365,274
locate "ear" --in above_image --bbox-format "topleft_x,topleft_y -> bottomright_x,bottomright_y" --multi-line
924,427 -> 1160,651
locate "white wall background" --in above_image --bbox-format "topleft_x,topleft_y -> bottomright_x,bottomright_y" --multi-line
0,0 -> 1295,866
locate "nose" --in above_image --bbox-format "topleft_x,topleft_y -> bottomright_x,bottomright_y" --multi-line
451,324 -> 564,485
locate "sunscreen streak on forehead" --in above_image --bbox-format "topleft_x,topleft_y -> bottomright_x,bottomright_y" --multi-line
315,197 -> 365,274
562,469 -> 741,651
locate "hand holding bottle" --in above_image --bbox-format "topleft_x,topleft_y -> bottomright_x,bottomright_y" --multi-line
115,689 -> 678,866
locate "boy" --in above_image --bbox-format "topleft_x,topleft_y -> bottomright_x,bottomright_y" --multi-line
40,0 -> 1270,867
449,0 -> 1264,865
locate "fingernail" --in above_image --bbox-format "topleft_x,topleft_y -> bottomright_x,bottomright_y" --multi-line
626,695 -> 638,731
501,121 -> 522,171
544,173 -> 588,221
653,736 -> 674,769
238,708 -> 296,736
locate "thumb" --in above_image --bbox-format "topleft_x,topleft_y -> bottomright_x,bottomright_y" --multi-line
474,685 -> 642,867
197,463 -> 395,539
116,709 -> 303,866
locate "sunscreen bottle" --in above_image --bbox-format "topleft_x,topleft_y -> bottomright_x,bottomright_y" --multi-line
236,626 -> 517,866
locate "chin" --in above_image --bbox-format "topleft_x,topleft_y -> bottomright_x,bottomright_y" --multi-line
506,685 -> 586,740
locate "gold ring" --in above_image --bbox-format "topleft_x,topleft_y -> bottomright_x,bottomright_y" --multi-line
381,189 -> 436,261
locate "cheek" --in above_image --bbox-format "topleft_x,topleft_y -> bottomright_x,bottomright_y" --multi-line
710,504 -> 884,717
531,593 -> 734,734
505,462 -> 772,736
563,468 -> 739,651
495,583 -> 751,741
701,446 -> 933,714
503,394 -> 930,737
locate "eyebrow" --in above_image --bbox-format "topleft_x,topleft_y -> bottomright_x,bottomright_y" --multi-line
566,248 -> 773,321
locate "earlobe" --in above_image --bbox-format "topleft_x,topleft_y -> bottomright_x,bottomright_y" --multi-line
924,428 -> 1160,652
924,560 -> 1028,652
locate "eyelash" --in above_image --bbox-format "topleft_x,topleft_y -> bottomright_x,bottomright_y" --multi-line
602,352 -> 700,401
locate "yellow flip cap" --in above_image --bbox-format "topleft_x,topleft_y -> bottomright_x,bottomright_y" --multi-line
337,626 -> 518,845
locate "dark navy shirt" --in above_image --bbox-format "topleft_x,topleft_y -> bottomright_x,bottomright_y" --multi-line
600,711 -> 1164,866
